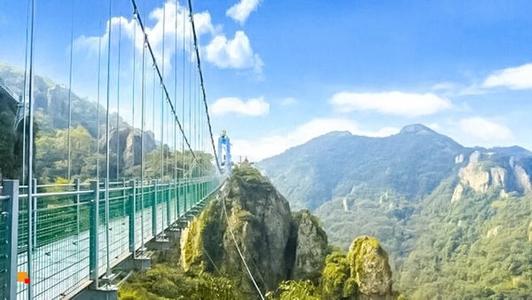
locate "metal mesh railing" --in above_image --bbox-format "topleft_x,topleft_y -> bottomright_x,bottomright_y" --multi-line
12,176 -> 220,299
0,195 -> 10,300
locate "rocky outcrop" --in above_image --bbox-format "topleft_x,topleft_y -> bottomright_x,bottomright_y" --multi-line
453,151 -> 532,202
181,165 -> 327,296
348,236 -> 393,298
0,81 -> 22,179
290,210 -> 328,281
321,236 -> 393,300
180,166 -> 397,298
103,127 -> 156,172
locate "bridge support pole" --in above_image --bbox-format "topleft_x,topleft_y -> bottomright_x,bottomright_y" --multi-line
89,180 -> 100,287
128,180 -> 136,257
166,182 -> 171,228
2,180 -> 19,300
151,179 -> 158,238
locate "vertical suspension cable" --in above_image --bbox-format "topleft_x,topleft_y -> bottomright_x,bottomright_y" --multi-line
129,0 -> 197,162
186,0 -> 221,172
104,0 -> 113,279
67,1 -> 75,180
116,18 -> 122,180
21,0 -> 31,185
96,36 -> 102,179
131,15 -> 137,136
174,0 -> 179,200
160,2 -> 166,233
151,65 -> 156,179
26,0 -> 35,298
189,18 -> 193,175
181,4 -> 187,209
140,35 -> 146,250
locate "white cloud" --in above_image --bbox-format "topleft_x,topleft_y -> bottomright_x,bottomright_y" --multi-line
74,1 -> 214,73
459,117 -> 513,143
211,97 -> 269,116
483,63 -> 532,90
205,31 -> 263,72
330,91 -> 452,117
73,1 -> 261,73
232,118 -> 399,161
226,0 -> 261,24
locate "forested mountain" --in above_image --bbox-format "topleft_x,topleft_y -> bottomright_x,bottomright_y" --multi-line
259,125 -> 532,298
0,63 -> 210,183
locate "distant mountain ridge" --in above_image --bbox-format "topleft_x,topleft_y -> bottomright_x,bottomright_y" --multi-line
258,124 -> 532,298
260,124 -> 531,210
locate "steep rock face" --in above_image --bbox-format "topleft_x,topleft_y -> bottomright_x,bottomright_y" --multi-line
104,127 -> 156,171
453,151 -> 532,201
321,236 -> 393,300
0,81 -> 22,179
348,236 -> 393,298
458,151 -> 492,193
181,166 -> 295,295
180,166 -> 332,296
290,210 -> 328,281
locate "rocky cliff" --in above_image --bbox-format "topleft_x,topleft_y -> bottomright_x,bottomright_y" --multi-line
452,150 -> 532,202
0,80 -> 22,179
180,165 -> 394,299
181,165 -> 328,296
321,236 -> 393,300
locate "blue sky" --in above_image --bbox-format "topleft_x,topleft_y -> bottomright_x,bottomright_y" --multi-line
1,0 -> 531,160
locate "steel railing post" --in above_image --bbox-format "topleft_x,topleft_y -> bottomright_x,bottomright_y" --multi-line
89,180 -> 100,287
2,180 -> 19,300
75,178 -> 81,282
152,180 -> 157,237
166,181 -> 171,228
128,180 -> 136,257
32,178 -> 37,251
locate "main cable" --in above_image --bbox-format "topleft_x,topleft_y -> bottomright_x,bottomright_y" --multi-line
186,0 -> 221,173
129,0 -> 197,162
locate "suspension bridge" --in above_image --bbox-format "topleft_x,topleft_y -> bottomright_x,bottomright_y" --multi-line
0,0 -> 232,299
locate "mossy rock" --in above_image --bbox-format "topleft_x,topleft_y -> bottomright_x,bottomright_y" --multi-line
347,236 -> 393,297
321,251 -> 357,300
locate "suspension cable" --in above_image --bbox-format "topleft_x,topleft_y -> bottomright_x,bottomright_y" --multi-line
96,36 -> 102,179
160,2 -> 166,182
186,0 -> 221,173
21,0 -> 31,185
116,19 -> 122,179
140,38 -> 146,250
104,0 -> 113,279
173,0 -> 179,190
67,1 -> 75,180
26,0 -> 35,297
131,13 -> 136,134
129,0 -> 197,162
221,191 -> 265,300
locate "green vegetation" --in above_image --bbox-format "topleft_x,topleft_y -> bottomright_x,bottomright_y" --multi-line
260,125 -> 532,298
119,265 -> 243,300
399,191 -> 532,299
268,280 -> 321,300
320,252 -> 355,299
